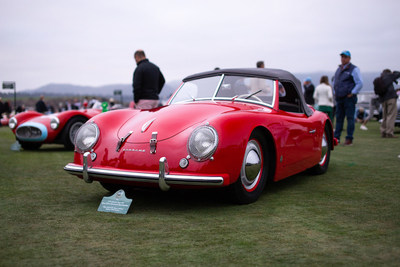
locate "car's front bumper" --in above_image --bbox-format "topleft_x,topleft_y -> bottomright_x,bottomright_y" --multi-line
64,153 -> 224,191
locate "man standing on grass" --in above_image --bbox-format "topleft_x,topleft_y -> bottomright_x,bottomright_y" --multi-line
378,69 -> 400,138
332,50 -> 363,146
303,77 -> 315,106
132,50 -> 165,110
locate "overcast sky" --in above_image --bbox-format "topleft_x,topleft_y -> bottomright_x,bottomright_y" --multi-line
1,0 -> 399,91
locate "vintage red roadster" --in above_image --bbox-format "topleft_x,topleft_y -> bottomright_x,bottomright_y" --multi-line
9,108 -> 102,150
64,68 -> 336,204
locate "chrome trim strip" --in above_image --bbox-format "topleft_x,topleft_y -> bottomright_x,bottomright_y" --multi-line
141,118 -> 156,133
116,131 -> 133,152
64,163 -> 224,186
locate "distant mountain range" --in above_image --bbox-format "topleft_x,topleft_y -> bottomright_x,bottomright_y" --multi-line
20,80 -> 182,104
19,71 -> 381,102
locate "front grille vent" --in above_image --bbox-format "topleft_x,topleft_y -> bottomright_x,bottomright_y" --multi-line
16,126 -> 42,139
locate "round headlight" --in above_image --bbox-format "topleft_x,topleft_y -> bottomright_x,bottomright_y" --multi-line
50,116 -> 60,130
74,122 -> 99,152
188,125 -> 218,161
9,117 -> 17,129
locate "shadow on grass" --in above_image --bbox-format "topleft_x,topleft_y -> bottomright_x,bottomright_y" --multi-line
86,172 -> 315,212
266,172 -> 312,195
124,187 -> 233,210
36,147 -> 71,152
18,145 -> 72,153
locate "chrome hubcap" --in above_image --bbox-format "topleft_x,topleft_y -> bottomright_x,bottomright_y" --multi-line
319,132 -> 328,165
241,140 -> 262,190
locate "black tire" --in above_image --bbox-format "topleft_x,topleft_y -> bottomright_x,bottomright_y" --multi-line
62,117 -> 87,150
309,124 -> 331,175
229,131 -> 269,204
19,141 -> 42,150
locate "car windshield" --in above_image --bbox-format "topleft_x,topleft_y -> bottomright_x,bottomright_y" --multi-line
169,75 -> 275,107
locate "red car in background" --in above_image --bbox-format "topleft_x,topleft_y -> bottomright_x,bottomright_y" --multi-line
64,68 -> 336,204
9,108 -> 102,150
1,117 -> 9,127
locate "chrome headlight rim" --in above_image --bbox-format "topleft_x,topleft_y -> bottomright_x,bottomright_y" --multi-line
74,122 -> 100,152
49,116 -> 60,130
188,125 -> 218,161
9,117 -> 17,129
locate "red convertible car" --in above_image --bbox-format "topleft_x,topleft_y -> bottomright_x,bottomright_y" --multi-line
9,109 -> 102,150
64,68 -> 336,204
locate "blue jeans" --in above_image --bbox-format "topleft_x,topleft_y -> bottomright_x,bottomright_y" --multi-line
334,95 -> 357,141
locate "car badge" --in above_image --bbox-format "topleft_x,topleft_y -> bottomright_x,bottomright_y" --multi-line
116,131 -> 133,152
122,148 -> 145,153
141,118 -> 156,133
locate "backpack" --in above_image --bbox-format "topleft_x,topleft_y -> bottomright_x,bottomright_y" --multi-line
373,77 -> 387,96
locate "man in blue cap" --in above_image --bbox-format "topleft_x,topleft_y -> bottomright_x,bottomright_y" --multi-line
332,50 -> 363,146
303,77 -> 315,105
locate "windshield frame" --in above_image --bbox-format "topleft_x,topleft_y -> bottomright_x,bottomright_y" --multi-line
168,74 -> 277,108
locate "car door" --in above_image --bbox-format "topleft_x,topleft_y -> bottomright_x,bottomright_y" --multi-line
275,81 -> 319,179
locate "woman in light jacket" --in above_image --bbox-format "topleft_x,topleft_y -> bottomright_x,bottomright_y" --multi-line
313,76 -> 334,121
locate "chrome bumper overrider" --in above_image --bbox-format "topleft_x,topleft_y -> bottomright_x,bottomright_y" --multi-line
63,154 -> 224,191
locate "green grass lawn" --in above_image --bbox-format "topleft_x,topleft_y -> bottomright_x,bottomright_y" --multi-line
0,121 -> 399,266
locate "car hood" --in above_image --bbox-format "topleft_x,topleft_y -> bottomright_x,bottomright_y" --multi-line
118,102 -> 253,143
19,114 -> 51,125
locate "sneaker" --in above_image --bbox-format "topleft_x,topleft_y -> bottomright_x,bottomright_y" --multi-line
360,125 -> 368,130
386,134 -> 398,138
344,139 -> 353,146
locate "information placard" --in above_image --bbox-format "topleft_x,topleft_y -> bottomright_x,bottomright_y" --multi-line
98,190 -> 132,214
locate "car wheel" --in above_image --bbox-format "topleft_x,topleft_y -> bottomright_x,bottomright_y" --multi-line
62,117 -> 87,150
229,131 -> 268,204
19,141 -> 42,150
309,124 -> 331,175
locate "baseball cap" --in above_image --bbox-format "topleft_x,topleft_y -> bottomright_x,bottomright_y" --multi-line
340,50 -> 351,57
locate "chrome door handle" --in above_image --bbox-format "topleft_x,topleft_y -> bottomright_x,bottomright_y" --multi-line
309,129 -> 316,134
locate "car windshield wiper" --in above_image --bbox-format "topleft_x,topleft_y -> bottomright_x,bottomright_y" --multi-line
244,90 -> 262,99
186,92 -> 196,101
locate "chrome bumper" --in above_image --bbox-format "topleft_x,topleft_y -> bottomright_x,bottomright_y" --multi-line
63,154 -> 224,191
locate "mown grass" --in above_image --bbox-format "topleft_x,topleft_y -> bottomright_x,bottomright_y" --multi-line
0,121 -> 399,266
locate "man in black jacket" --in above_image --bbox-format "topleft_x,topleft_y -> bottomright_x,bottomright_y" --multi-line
379,69 -> 400,138
303,77 -> 315,105
35,95 -> 48,113
132,50 -> 165,109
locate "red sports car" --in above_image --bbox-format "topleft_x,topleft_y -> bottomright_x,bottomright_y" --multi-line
64,68 -> 336,204
9,108 -> 102,150
1,117 -> 9,127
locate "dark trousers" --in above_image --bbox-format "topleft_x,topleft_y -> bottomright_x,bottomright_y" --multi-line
334,95 -> 357,141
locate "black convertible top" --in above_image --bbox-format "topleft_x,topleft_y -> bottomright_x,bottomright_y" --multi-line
183,68 -> 313,116
184,68 -> 298,82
